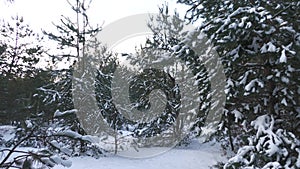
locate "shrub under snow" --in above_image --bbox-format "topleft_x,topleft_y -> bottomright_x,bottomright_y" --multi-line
224,115 -> 300,169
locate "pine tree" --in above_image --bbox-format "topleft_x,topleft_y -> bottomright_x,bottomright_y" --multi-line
43,0 -> 101,67
39,0 -> 105,155
0,16 -> 44,78
176,0 -> 300,167
0,16 -> 45,124
118,6 -> 218,145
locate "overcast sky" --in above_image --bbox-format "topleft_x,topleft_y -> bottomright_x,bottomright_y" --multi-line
0,0 -> 189,68
0,0 -> 188,32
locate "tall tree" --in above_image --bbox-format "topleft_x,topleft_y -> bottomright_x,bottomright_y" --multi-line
0,16 -> 44,78
41,0 -> 103,126
41,0 -> 103,123
43,0 -> 101,68
176,0 -> 300,167
0,16 -> 45,124
41,0 -> 106,154
116,6 -> 220,145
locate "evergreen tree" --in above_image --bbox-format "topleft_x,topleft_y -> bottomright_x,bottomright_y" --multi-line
0,16 -> 44,78
114,6 -> 221,146
0,16 -> 46,124
176,0 -> 300,167
41,0 -> 103,129
43,0 -> 101,67
37,0 -> 119,157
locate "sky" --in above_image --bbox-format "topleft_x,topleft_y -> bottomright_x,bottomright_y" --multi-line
0,0 -> 188,33
0,0 -> 190,68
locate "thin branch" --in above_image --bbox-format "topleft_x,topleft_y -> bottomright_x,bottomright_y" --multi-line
0,128 -> 36,167
272,3 -> 293,19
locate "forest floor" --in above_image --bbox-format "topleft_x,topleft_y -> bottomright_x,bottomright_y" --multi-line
1,125 -> 229,169
53,140 -> 227,169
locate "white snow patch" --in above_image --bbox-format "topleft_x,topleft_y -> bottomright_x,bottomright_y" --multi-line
281,98 -> 288,106
0,125 -> 16,142
54,109 -> 78,118
260,42 -> 277,53
245,79 -> 264,92
245,22 -> 252,29
53,141 -> 226,169
296,148 -> 300,167
25,120 -> 33,128
245,80 -> 254,91
232,109 -> 243,122
281,76 -> 289,83
254,105 -> 260,114
267,42 -> 276,52
171,45 -> 180,51
279,49 -> 287,63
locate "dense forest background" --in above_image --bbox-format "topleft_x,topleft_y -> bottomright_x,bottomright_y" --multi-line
0,0 -> 299,169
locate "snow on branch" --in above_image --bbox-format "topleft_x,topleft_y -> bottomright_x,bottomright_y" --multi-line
53,109 -> 78,118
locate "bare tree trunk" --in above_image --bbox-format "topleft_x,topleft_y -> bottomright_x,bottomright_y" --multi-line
114,127 -> 118,155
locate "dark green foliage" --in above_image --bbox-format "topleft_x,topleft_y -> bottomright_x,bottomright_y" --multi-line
0,0 -> 106,168
177,0 -> 300,167
0,70 -> 51,124
116,6 -> 214,144
145,7 -> 212,139
0,16 -> 44,78
0,16 -> 47,124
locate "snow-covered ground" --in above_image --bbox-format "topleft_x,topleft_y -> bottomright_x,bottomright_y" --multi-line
1,125 -> 227,169
0,125 -> 16,142
54,140 -> 226,169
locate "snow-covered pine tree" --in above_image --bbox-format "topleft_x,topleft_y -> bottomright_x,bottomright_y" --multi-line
43,0 -> 101,66
122,6 -> 213,145
0,107 -> 106,168
42,0 -> 103,154
177,0 -> 300,146
223,115 -> 300,168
